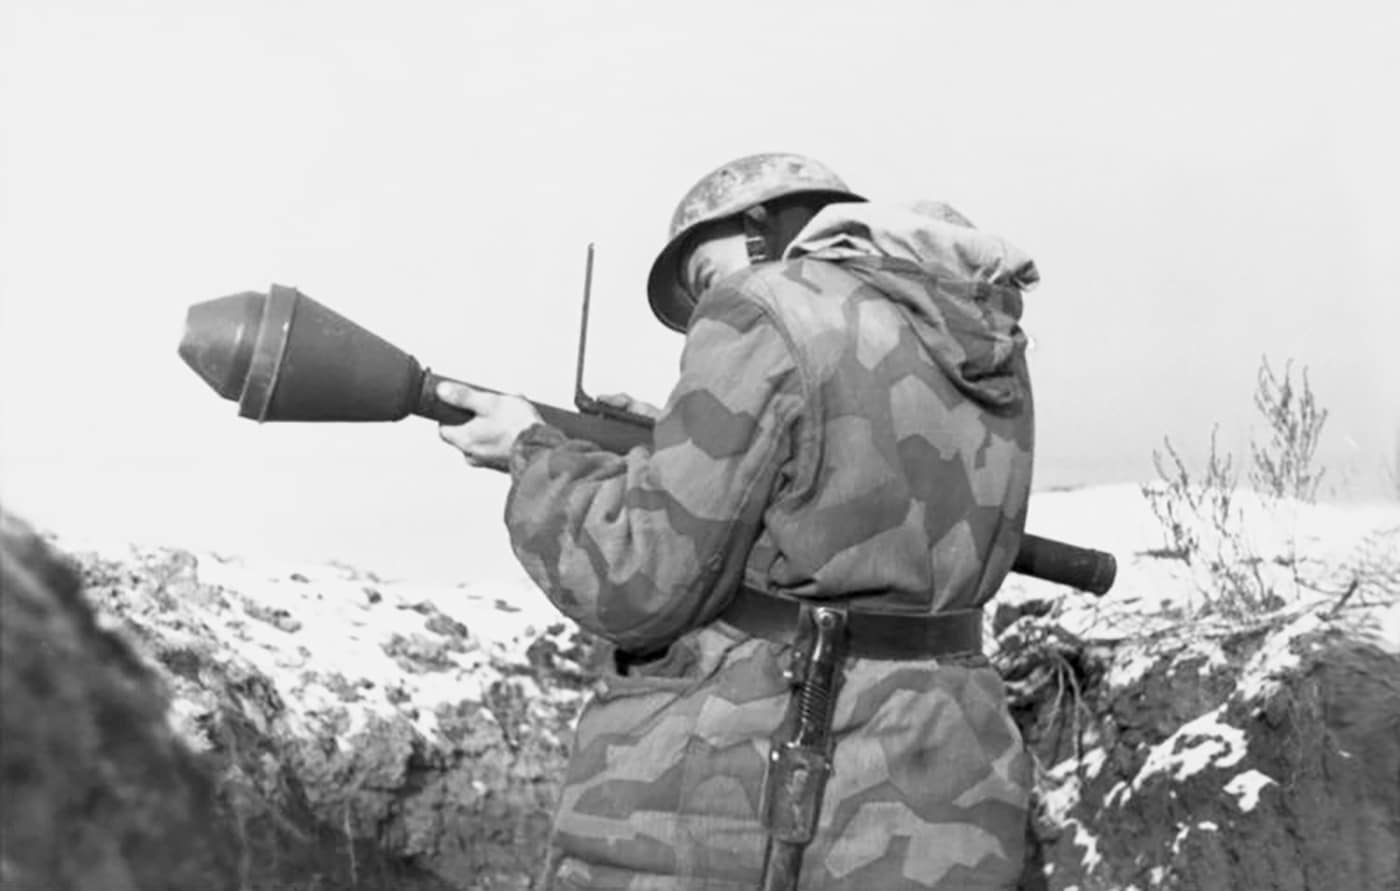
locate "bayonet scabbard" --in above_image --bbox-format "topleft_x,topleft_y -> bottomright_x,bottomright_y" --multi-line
759,606 -> 848,891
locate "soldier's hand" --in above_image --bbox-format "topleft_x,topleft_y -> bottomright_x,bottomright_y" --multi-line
436,382 -> 543,471
596,392 -> 663,421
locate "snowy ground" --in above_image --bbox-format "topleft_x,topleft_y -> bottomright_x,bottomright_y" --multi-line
46,482 -> 1400,746
997,484 -> 1399,890
1001,482 -> 1398,646
29,482 -> 1400,889
49,523 -> 588,759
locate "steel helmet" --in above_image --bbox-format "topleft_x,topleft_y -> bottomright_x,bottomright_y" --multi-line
646,152 -> 864,332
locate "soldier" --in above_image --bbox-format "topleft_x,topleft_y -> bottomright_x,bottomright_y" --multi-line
437,153 -> 1040,890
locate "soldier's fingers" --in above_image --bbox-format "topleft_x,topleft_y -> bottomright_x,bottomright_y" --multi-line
438,417 -> 483,450
435,381 -> 492,412
596,392 -> 651,414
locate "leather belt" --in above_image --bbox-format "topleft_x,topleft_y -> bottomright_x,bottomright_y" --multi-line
718,586 -> 982,661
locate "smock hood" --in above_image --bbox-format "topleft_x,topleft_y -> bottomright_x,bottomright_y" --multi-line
785,200 -> 1038,410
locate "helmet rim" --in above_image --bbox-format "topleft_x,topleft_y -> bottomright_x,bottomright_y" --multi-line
646,187 -> 863,332
646,153 -> 863,332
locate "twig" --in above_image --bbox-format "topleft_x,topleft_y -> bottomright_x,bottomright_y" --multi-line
1326,577 -> 1361,618
1063,657 -> 1085,764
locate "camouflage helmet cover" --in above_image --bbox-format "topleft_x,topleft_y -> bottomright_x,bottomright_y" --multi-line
646,152 -> 864,332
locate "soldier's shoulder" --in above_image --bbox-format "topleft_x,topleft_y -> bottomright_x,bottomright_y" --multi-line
744,256 -> 856,293
719,258 -> 861,319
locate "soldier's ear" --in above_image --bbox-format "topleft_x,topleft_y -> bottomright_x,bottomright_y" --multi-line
680,221 -> 748,304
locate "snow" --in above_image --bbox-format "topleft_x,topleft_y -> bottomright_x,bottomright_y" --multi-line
1224,770 -> 1277,812
1040,757 -> 1085,826
26,481 -> 1399,876
1079,747 -> 1107,780
1068,819 -> 1102,873
45,528 -> 591,758
1171,819 -> 1223,859
991,487 -> 1398,887
1134,706 -> 1248,788
58,531 -> 561,651
1104,644 -> 1162,689
1171,823 -> 1191,857
49,481 -> 1398,668
1236,612 -> 1324,704
1007,486 -> 1399,650
1105,781 -> 1130,810
1039,751 -> 1108,876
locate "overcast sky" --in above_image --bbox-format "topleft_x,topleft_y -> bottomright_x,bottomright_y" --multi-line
2,1 -> 1396,583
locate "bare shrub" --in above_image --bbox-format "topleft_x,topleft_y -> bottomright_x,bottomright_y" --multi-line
1141,427 -> 1234,565
1249,357 -> 1328,503
1142,356 -> 1333,617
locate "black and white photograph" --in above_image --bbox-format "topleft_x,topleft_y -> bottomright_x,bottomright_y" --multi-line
1,2 -> 1396,889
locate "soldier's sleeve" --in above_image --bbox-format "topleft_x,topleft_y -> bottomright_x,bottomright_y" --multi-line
502,279 -> 803,653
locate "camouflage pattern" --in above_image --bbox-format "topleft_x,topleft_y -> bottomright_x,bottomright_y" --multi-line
505,202 -> 1038,889
647,152 -> 864,333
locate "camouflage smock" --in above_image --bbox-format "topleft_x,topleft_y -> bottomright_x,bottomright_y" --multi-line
505,201 -> 1039,891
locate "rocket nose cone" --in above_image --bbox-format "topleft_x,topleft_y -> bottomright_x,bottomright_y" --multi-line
178,292 -> 267,401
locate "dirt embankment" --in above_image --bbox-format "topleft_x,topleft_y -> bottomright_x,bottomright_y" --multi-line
1,510 -> 599,890
1,513 -> 237,890
997,512 -> 1400,891
2,503 -> 1397,890
1003,607 -> 1400,890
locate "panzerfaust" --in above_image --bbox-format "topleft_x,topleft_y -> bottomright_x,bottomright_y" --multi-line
179,248 -> 1117,595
